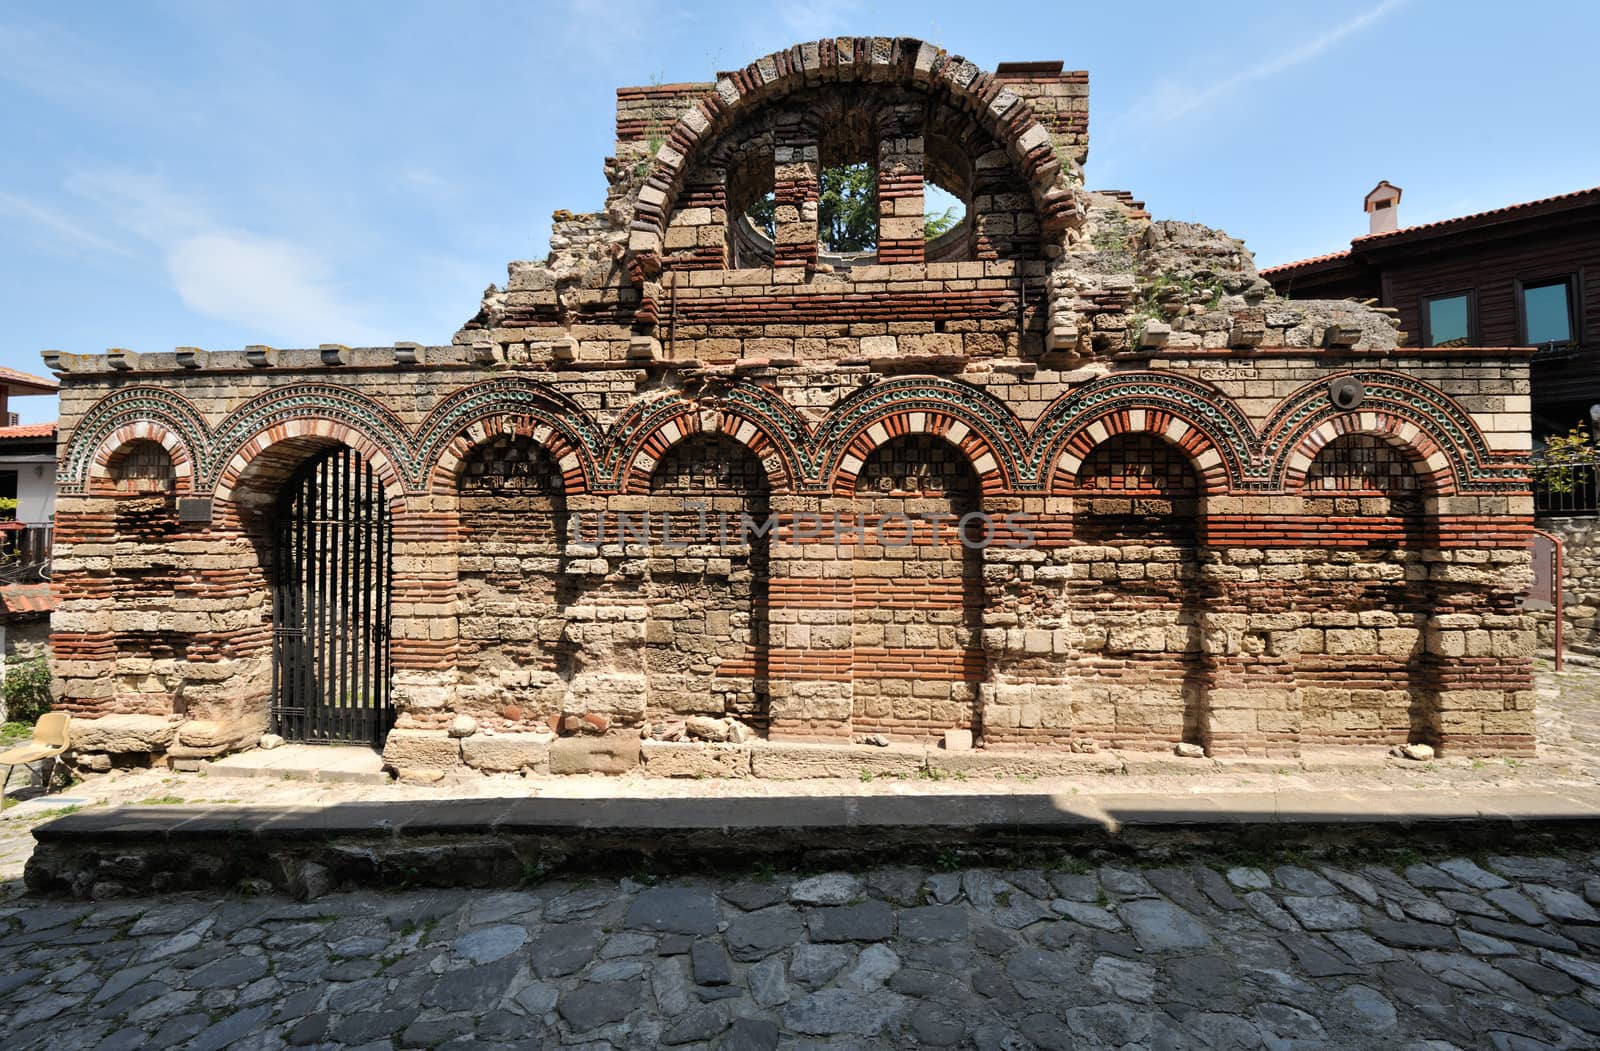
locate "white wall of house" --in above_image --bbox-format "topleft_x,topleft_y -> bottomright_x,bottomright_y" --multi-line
0,455 -> 57,525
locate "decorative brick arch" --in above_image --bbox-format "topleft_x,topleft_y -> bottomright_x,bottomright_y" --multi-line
831,409 -> 1009,497
212,419 -> 408,506
1048,409 -> 1229,495
630,36 -> 1080,267
58,386 -> 211,496
413,378 -> 603,495
86,422 -> 196,496
615,399 -> 798,495
1281,413 -> 1456,495
207,384 -> 415,494
1027,373 -> 1255,492
429,419 -> 590,496
1261,372 -> 1494,494
816,377 -> 1025,495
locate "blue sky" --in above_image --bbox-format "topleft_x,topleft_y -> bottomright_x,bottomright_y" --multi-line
2,1 -> 1595,423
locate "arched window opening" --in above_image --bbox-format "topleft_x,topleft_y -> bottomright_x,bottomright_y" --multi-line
922,125 -> 976,263
1305,434 -> 1421,494
746,162 -> 879,256
109,440 -> 176,494
106,439 -> 180,539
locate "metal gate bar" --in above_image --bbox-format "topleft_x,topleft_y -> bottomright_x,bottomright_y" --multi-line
271,447 -> 393,745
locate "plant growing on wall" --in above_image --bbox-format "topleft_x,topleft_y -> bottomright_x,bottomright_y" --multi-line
1533,424 -> 1599,495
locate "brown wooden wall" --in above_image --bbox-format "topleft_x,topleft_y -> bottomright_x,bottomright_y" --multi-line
1380,225 -> 1598,353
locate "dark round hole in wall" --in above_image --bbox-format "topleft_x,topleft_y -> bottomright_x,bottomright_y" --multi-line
1329,378 -> 1366,411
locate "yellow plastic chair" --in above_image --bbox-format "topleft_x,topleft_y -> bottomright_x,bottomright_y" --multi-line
0,713 -> 71,799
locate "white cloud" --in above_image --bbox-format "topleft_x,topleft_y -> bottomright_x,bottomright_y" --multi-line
0,189 -> 136,258
59,168 -> 383,345
1128,0 -> 1410,128
167,233 -> 382,345
63,169 -> 210,242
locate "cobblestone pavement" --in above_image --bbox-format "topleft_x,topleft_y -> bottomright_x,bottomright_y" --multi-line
5,851 -> 1600,1050
4,661 -> 1600,1048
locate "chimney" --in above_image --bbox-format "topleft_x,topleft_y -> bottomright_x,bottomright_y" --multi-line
1363,180 -> 1402,235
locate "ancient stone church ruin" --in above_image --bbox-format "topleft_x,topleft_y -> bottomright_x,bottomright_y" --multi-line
46,38 -> 1537,775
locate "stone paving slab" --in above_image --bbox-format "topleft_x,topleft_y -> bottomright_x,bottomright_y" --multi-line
5,847 -> 1600,1050
208,745 -> 389,785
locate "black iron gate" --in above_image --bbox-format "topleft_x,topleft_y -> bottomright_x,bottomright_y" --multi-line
271,446 -> 394,745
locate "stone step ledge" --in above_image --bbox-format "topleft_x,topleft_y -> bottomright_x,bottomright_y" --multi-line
372,729 -> 1555,782
25,786 -> 1600,899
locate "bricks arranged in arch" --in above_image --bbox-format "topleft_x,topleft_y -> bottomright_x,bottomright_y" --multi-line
48,37 -> 1537,772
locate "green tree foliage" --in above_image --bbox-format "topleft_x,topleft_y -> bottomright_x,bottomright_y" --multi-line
817,163 -> 877,252
3,653 -> 52,726
923,207 -> 960,239
746,167 -> 961,250
1534,424 -> 1598,495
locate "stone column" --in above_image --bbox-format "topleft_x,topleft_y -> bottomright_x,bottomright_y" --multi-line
663,171 -> 728,271
1425,547 -> 1537,756
772,129 -> 819,269
389,495 -> 459,727
558,494 -> 650,728
765,494 -> 854,738
978,496 -> 1074,744
875,105 -> 925,265
1199,550 -> 1304,757
47,496 -> 121,719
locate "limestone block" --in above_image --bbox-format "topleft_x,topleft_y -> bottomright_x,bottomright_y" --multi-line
549,735 -> 641,775
750,741 -> 924,779
943,729 -> 974,751
461,732 -> 554,773
641,741 -> 751,778
926,748 -> 1121,778
177,719 -> 236,749
170,715 -> 265,758
380,729 -> 463,770
685,716 -> 732,742
69,714 -> 177,755
1107,626 -> 1167,652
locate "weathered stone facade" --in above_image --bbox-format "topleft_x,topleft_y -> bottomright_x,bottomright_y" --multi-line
45,38 -> 1537,770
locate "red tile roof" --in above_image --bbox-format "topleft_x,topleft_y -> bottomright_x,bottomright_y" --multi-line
1258,248 -> 1353,278
1353,184 -> 1600,244
0,584 -> 57,615
0,366 -> 59,392
0,422 -> 57,440
1261,185 -> 1600,277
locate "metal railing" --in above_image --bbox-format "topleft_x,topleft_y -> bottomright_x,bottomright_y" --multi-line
1533,460 -> 1600,515
0,524 -> 52,583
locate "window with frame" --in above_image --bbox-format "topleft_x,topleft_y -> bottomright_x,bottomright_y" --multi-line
1422,291 -> 1473,348
1520,276 -> 1576,347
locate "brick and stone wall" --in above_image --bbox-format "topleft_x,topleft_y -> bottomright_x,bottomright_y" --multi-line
1533,515 -> 1600,657
44,37 -> 1537,769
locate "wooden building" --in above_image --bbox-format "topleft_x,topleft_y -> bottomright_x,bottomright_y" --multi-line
1261,184 -> 1600,437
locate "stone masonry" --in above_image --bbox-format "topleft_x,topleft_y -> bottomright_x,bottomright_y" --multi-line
43,37 -> 1537,772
